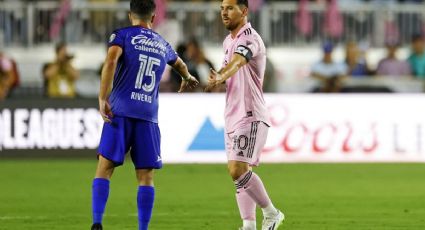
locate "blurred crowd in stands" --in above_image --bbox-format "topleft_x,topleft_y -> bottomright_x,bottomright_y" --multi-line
0,43 -> 79,100
3,0 -> 425,100
311,33 -> 425,92
2,30 -> 425,99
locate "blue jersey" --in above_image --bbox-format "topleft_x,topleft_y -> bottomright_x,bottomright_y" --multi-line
107,26 -> 178,123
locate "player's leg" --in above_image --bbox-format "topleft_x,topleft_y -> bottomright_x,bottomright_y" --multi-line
229,160 -> 279,218
228,160 -> 257,230
92,116 -> 131,230
226,126 -> 257,230
228,122 -> 284,230
229,160 -> 281,229
131,119 -> 162,230
232,163 -> 284,230
92,155 -> 115,230
245,122 -> 284,230
135,169 -> 155,230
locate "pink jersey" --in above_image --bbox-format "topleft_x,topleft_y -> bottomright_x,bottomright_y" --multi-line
222,23 -> 270,133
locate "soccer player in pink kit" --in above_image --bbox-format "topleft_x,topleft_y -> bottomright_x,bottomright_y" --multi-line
205,0 -> 285,230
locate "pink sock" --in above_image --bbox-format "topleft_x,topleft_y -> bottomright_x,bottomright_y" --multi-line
236,188 -> 256,220
235,171 -> 271,208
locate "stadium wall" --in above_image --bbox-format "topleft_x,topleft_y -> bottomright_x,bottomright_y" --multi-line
1,94 -> 425,163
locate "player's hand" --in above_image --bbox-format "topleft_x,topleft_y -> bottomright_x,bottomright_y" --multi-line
208,68 -> 218,82
205,69 -> 223,92
178,75 -> 199,93
99,99 -> 113,123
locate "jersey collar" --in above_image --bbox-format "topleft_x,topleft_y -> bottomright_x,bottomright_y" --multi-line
233,22 -> 252,39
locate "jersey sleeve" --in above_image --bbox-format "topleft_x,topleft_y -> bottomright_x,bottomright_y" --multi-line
108,30 -> 125,48
234,35 -> 260,62
165,42 -> 178,65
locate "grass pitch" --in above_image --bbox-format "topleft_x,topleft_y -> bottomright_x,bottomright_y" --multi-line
0,160 -> 424,230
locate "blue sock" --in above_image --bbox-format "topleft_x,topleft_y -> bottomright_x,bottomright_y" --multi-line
137,186 -> 155,230
92,178 -> 110,224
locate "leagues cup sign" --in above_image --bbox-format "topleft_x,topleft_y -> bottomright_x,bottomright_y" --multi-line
0,108 -> 103,150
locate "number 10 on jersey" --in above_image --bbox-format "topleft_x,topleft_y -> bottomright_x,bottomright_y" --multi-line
135,54 -> 161,92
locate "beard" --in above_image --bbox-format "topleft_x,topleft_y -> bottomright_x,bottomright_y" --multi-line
224,21 -> 238,31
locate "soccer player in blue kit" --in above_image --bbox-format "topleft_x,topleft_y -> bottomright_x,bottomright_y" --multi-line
90,0 -> 198,230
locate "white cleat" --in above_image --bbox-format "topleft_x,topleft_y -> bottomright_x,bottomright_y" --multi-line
261,210 -> 285,230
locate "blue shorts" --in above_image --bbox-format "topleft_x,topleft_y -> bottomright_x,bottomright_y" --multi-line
98,116 -> 162,169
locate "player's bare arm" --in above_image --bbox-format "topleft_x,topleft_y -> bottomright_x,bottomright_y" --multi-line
171,57 -> 199,93
205,53 -> 247,91
44,64 -> 59,80
64,62 -> 80,81
98,45 -> 122,123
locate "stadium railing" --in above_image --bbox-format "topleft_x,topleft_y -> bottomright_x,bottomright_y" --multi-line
1,1 -> 425,47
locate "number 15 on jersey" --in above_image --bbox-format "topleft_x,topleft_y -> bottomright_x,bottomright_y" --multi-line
135,54 -> 161,92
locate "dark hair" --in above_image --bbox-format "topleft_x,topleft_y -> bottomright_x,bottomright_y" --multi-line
238,0 -> 249,8
223,0 -> 248,8
130,0 -> 156,21
55,42 -> 66,54
187,37 -> 201,49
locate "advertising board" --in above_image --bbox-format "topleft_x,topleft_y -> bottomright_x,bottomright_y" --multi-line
1,95 -> 425,162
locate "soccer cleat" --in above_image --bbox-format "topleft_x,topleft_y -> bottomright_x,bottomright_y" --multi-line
261,210 -> 285,230
91,223 -> 103,230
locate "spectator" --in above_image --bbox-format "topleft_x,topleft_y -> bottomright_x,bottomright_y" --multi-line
167,39 -> 218,92
0,51 -> 14,100
166,42 -> 188,92
376,40 -> 411,77
185,38 -> 215,90
43,42 -> 79,98
310,42 -> 347,92
345,41 -> 372,77
407,33 -> 425,79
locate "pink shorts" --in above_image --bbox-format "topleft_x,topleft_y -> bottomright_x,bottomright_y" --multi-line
225,121 -> 269,166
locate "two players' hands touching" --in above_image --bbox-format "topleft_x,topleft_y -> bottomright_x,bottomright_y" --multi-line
99,99 -> 113,123
205,68 -> 223,92
178,75 -> 199,93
